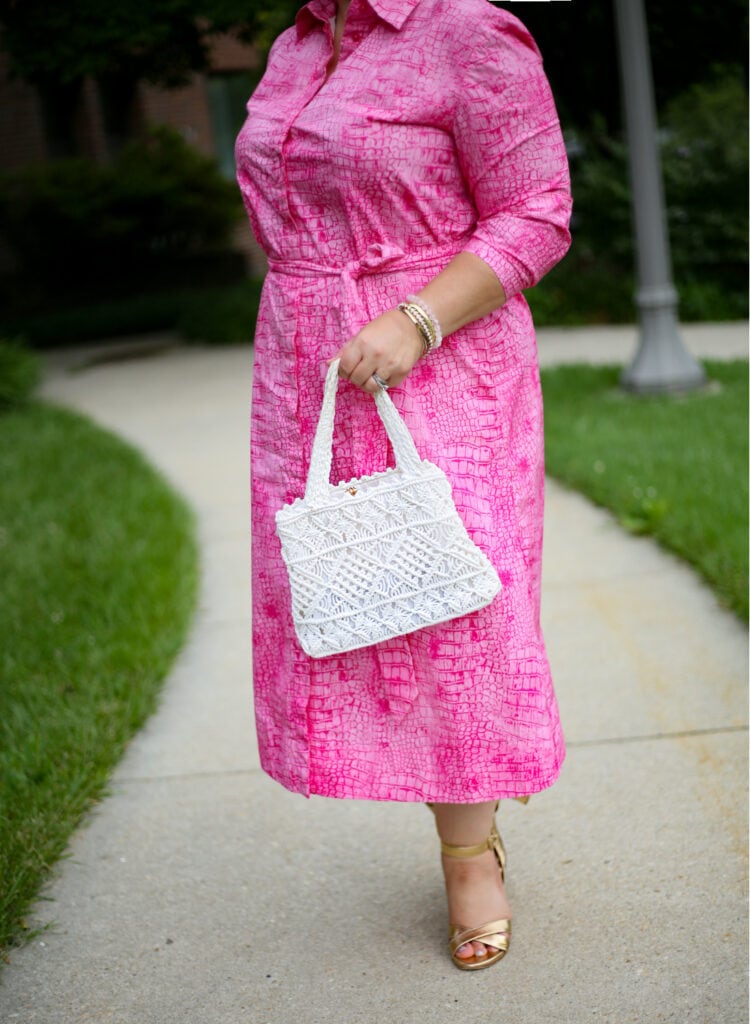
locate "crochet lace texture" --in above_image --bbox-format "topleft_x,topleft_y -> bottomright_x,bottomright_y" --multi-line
276,363 -> 501,658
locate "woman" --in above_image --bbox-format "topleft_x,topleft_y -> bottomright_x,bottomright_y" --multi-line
236,0 -> 571,970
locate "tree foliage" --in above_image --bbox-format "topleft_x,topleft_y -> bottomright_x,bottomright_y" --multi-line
494,0 -> 748,130
0,0 -> 299,88
537,65 -> 749,324
3,1 -> 746,123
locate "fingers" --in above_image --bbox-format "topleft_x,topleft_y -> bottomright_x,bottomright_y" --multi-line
338,337 -> 395,390
343,349 -> 384,391
330,351 -> 386,394
348,357 -> 404,394
329,309 -> 423,393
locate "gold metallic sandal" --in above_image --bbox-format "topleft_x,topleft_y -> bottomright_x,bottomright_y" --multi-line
432,807 -> 511,971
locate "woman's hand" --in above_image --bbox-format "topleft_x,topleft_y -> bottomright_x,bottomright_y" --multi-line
329,307 -> 423,394
329,252 -> 507,393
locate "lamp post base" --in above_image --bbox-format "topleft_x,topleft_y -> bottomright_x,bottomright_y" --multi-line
620,286 -> 707,394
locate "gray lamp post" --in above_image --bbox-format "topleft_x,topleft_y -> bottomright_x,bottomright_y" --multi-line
613,0 -> 706,393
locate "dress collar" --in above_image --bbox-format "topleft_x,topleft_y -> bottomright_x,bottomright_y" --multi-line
296,0 -> 422,38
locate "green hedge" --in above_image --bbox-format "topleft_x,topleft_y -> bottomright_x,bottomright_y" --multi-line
0,126 -> 243,306
550,68 -> 748,324
0,280 -> 264,349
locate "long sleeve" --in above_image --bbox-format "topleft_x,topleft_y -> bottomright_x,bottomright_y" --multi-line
452,15 -> 573,301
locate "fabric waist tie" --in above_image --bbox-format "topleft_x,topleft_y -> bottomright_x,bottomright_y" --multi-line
267,241 -> 463,336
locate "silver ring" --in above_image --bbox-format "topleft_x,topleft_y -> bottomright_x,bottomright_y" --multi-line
372,373 -> 389,391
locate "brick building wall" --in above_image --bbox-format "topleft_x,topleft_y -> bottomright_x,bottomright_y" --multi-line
0,47 -> 47,170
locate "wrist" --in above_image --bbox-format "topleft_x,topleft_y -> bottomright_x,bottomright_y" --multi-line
397,296 -> 443,356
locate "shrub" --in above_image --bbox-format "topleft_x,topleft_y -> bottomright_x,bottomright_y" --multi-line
661,68 -> 748,293
0,279 -> 264,349
0,126 -> 243,303
0,338 -> 41,408
0,293 -> 189,349
177,280 -> 263,344
563,67 -> 748,321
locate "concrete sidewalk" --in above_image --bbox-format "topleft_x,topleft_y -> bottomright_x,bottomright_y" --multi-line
2,324 -> 748,1023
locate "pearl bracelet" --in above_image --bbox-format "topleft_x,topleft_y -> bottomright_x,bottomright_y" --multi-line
406,294 -> 443,351
397,302 -> 434,355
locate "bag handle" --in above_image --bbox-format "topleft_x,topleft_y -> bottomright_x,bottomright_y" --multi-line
305,359 -> 424,503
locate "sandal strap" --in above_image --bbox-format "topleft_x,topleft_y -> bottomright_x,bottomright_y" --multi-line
440,836 -> 492,859
428,804 -> 507,878
450,919 -> 512,954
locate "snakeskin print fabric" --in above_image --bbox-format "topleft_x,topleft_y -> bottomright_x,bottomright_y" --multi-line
235,0 -> 572,801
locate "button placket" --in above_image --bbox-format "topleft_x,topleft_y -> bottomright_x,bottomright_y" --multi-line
280,27 -> 334,229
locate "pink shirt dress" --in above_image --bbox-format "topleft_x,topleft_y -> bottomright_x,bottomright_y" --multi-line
235,0 -> 572,802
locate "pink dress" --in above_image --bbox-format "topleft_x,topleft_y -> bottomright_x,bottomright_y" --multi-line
235,0 -> 572,802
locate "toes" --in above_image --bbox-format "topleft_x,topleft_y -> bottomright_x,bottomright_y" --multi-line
455,939 -> 507,963
456,942 -> 491,959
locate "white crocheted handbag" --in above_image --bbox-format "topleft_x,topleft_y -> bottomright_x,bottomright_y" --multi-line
275,360 -> 502,658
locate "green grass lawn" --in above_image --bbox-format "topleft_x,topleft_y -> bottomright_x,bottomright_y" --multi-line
541,360 -> 749,620
0,403 -> 199,953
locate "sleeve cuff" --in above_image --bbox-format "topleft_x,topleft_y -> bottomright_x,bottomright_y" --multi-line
462,236 -> 531,304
